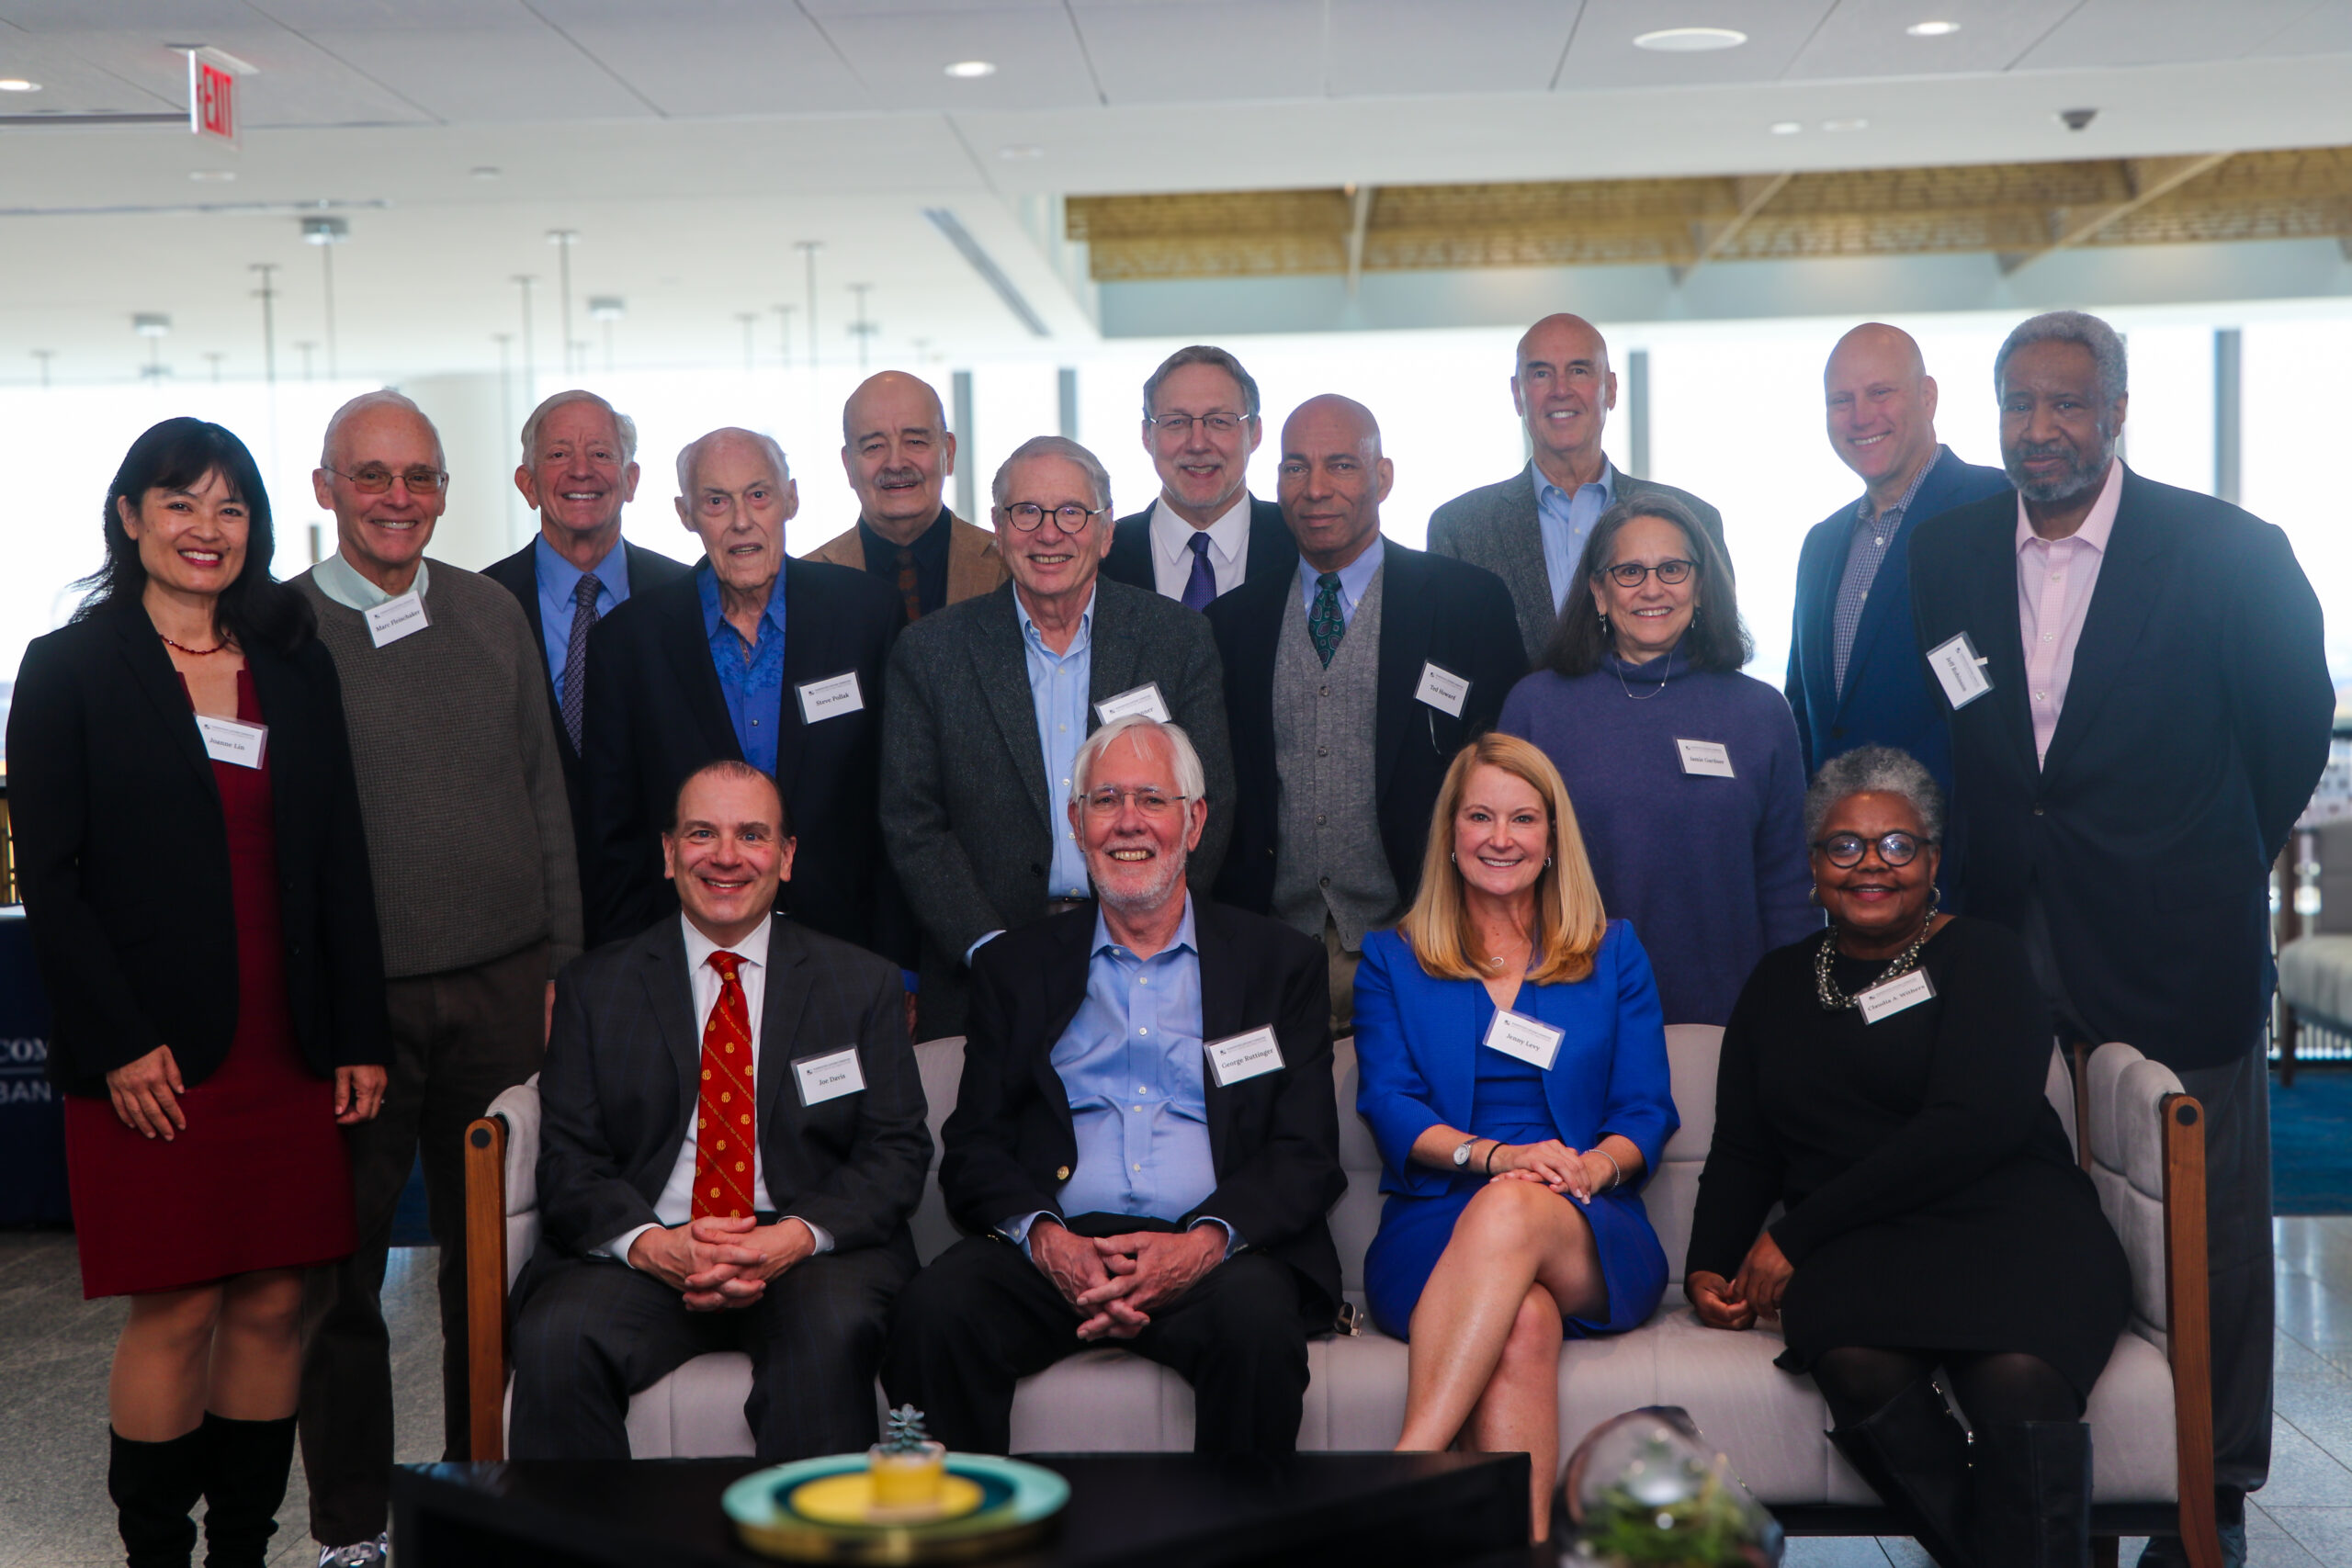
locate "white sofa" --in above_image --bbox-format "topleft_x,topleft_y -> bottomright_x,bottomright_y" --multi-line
461,1027 -> 2222,1562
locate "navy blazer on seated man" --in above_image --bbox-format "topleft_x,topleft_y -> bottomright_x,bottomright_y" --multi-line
1784,445 -> 2008,791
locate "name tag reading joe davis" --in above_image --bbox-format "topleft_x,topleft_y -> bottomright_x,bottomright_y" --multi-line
1414,660 -> 1469,718
1675,739 -> 1735,778
196,715 -> 268,769
796,671 -> 864,724
1482,1009 -> 1564,1072
1094,682 -> 1171,727
793,1047 -> 865,1107
364,592 -> 430,649
1204,1027 -> 1284,1088
1856,968 -> 1936,1025
1926,631 -> 1993,711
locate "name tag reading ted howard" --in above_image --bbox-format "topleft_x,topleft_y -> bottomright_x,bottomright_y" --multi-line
1415,660 -> 1469,718
1094,682 -> 1171,727
1926,631 -> 1992,711
364,592 -> 430,649
1483,1009 -> 1564,1072
796,671 -> 864,724
195,715 -> 268,769
792,1046 -> 865,1106
1204,1027 -> 1284,1088
1676,739 -> 1735,778
1856,968 -> 1936,1025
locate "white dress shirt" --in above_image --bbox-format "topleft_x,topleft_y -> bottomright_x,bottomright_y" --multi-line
1148,492 -> 1253,600
2015,458 -> 2123,768
601,913 -> 833,1265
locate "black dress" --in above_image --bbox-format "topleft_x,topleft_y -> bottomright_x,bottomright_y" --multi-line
1686,916 -> 2131,1400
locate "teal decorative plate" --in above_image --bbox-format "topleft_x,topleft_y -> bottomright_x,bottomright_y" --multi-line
723,1452 -> 1069,1563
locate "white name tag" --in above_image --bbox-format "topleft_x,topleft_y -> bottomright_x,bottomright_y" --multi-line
1093,681 -> 1170,726
793,1047 -> 865,1106
364,592 -> 430,649
1676,739 -> 1735,778
796,671 -> 864,724
1856,967 -> 1937,1025
1204,1026 -> 1284,1088
1415,660 -> 1469,718
195,715 -> 268,769
1482,1009 -> 1564,1071
1926,631 -> 1992,711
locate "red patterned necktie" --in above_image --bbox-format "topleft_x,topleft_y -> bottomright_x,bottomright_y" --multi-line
693,951 -> 757,1220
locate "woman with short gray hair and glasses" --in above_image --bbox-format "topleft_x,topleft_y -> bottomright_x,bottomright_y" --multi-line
1685,746 -> 2129,1568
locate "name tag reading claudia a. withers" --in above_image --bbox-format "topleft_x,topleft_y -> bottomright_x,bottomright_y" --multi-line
1204,1027 -> 1284,1088
195,715 -> 268,769
364,591 -> 430,649
792,1046 -> 865,1106
1094,682 -> 1171,726
1482,1009 -> 1564,1071
796,671 -> 864,724
1856,968 -> 1936,1025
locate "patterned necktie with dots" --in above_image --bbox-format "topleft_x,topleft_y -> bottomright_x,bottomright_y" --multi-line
692,950 -> 756,1220
894,545 -> 923,625
559,572 -> 602,751
1308,571 -> 1346,666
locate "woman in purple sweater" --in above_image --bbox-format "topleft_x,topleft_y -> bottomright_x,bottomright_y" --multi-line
1498,494 -> 1815,1026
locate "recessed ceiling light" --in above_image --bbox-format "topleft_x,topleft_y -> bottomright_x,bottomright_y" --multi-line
1822,117 -> 1870,132
1633,27 -> 1747,52
188,169 -> 237,182
0,78 -> 40,92
998,144 -> 1043,161
943,60 -> 997,79
469,165 -> 502,181
1770,120 -> 1804,136
1905,20 -> 1962,37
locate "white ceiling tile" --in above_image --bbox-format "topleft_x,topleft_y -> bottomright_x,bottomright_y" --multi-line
1785,0 -> 2083,80
1325,0 -> 1581,96
248,1 -> 658,122
527,0 -> 869,116
1069,0 -> 1324,106
2243,0 -> 2352,54
818,6 -> 1098,110
2016,0 -> 2329,67
1555,0 -> 1842,90
0,17 -> 432,126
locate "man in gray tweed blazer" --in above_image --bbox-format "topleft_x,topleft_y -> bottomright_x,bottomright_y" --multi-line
1428,313 -> 1727,666
882,435 -> 1234,1038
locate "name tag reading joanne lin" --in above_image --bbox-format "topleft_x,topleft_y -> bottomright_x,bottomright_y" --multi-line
792,1046 -> 865,1106
1094,682 -> 1171,726
1415,660 -> 1470,718
796,671 -> 864,724
1482,1009 -> 1564,1072
1856,967 -> 1936,1025
1204,1026 -> 1284,1088
364,591 -> 430,649
196,715 -> 268,769
1926,631 -> 1993,711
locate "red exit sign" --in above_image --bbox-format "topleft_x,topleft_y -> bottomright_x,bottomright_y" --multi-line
180,47 -> 254,145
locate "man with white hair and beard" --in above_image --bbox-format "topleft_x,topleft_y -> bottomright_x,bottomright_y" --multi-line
1910,310 -> 2332,1567
883,715 -> 1343,1455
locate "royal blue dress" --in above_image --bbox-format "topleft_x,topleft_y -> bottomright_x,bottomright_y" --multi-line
1355,920 -> 1679,1341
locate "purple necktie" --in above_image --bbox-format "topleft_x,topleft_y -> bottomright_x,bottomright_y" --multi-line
1181,532 -> 1216,612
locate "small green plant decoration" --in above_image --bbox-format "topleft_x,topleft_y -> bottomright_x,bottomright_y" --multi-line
880,1405 -> 933,1455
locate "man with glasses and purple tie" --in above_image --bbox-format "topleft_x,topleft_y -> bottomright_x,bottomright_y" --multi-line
292,390 -> 582,1568
1102,345 -> 1297,609
882,436 -> 1236,1038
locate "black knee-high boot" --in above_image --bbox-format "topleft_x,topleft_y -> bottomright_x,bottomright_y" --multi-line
197,1413 -> 299,1568
1972,1421 -> 2092,1568
1826,1378 -> 1978,1568
108,1427 -> 206,1568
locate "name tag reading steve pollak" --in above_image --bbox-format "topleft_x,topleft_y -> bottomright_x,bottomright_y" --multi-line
1204,1027 -> 1284,1088
1094,682 -> 1170,726
1856,968 -> 1936,1024
1482,1009 -> 1563,1071
196,715 -> 268,769
1415,660 -> 1469,718
792,1047 -> 865,1106
1926,631 -> 1992,711
364,592 -> 430,649
796,671 -> 864,724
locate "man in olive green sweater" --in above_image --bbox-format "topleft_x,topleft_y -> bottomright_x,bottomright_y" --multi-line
292,390 -> 582,1568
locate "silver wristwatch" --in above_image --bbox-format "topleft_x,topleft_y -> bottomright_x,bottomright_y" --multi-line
1453,1138 -> 1480,1168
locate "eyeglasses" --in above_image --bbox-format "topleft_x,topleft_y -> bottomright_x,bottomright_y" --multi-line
326,464 -> 449,496
1148,412 -> 1253,438
1001,502 -> 1108,532
1595,558 -> 1694,589
1814,831 -> 1926,868
1081,787 -> 1189,818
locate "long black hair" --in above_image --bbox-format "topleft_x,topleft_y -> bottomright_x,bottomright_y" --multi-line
74,417 -> 314,655
1542,491 -> 1750,677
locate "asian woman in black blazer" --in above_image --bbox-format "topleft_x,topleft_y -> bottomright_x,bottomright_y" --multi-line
6,418 -> 390,1568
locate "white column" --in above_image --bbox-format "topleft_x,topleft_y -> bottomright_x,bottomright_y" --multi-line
401,372 -> 525,570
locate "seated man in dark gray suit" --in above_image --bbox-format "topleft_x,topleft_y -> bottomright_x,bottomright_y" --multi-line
881,435 -> 1235,1037
510,760 -> 932,1461
1428,313 -> 1726,664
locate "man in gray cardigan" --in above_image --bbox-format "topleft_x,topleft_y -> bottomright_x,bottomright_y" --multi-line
291,390 -> 582,1568
1428,312 -> 1727,666
882,435 -> 1234,1038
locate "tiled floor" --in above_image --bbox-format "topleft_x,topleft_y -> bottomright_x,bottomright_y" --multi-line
2,1224 -> 2349,1565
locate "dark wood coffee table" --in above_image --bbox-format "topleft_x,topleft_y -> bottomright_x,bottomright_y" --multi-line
390,1450 -> 1530,1568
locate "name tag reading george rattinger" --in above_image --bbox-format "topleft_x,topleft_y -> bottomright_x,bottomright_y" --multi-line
1204,1027 -> 1284,1088
1855,968 -> 1936,1025
792,1047 -> 865,1106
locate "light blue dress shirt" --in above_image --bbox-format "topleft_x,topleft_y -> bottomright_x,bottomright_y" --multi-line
698,568 -> 788,776
533,534 -> 633,704
1534,458 -> 1617,612
1020,586 -> 1096,900
1293,536 -> 1385,630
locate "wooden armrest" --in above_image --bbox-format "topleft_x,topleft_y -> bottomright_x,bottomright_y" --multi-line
463,1114 -> 509,1463
2160,1092 -> 2220,1568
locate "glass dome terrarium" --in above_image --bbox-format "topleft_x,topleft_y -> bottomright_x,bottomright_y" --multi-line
1556,1407 -> 1783,1568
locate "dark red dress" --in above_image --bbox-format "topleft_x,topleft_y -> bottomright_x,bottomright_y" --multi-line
64,670 -> 359,1298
